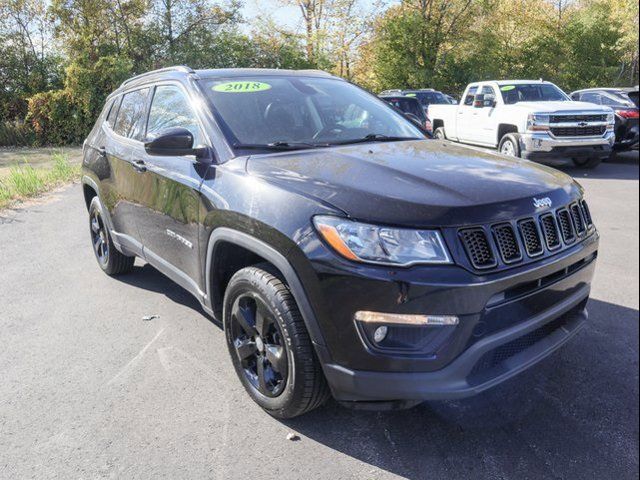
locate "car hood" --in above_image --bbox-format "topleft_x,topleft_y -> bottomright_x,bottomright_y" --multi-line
509,101 -> 612,113
246,140 -> 582,227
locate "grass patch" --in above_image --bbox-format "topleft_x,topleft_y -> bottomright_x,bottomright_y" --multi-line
0,152 -> 80,210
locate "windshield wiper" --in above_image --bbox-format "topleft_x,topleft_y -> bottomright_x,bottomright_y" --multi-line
329,134 -> 421,145
233,141 -> 330,151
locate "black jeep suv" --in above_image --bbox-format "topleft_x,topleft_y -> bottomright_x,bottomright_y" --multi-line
82,67 -> 599,418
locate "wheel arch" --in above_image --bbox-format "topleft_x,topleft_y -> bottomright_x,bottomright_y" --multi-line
497,124 -> 519,144
205,228 -> 328,353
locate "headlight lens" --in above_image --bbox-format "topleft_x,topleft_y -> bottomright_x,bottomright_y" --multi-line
527,113 -> 550,131
313,216 -> 452,266
606,112 -> 615,124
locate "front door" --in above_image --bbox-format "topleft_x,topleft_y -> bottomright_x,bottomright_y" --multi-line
134,83 -> 209,293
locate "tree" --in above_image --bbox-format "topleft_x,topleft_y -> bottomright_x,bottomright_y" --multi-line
0,0 -> 62,119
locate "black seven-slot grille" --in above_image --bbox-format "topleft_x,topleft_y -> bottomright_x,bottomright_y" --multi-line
458,200 -> 594,271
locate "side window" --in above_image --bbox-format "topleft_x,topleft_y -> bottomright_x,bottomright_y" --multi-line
106,96 -> 121,129
464,87 -> 478,106
146,85 -> 203,146
481,86 -> 497,102
113,88 -> 150,140
581,92 -> 601,104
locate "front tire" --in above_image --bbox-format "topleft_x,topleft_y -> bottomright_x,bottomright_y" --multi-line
224,266 -> 329,418
499,133 -> 521,157
89,197 -> 135,275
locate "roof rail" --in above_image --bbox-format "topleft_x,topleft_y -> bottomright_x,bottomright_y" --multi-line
120,66 -> 195,89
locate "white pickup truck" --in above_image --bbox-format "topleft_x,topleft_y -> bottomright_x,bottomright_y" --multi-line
428,80 -> 616,168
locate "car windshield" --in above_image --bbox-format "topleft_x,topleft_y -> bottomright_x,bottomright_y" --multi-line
408,91 -> 448,106
500,84 -> 569,104
200,76 -> 422,150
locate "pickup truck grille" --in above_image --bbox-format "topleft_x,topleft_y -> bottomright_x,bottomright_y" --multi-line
550,126 -> 606,137
458,200 -> 594,272
550,114 -> 607,123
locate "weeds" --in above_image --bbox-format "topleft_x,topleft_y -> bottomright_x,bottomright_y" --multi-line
0,152 -> 80,210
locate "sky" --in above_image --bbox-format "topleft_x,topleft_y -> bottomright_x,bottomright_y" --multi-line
240,0 -> 303,32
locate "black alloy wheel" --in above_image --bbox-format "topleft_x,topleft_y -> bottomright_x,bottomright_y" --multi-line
229,293 -> 288,397
90,209 -> 109,266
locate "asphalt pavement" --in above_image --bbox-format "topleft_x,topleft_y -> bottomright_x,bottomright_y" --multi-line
0,153 -> 638,479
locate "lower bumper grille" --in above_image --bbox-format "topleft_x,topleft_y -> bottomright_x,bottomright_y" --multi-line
551,126 -> 606,137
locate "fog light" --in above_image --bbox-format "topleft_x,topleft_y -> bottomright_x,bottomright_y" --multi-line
373,326 -> 388,343
355,311 -> 459,326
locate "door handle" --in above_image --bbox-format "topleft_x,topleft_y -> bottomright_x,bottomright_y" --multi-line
132,160 -> 147,173
97,147 -> 107,158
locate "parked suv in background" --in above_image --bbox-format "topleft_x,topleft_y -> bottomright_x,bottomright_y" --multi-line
379,88 -> 451,112
571,88 -> 639,153
429,80 -> 616,168
82,67 -> 599,418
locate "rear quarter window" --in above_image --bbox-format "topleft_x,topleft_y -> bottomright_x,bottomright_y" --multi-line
113,88 -> 150,140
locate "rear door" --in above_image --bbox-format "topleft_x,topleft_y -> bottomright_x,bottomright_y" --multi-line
102,87 -> 151,252
134,83 -> 210,291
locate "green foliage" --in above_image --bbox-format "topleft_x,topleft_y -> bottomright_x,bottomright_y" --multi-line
0,120 -> 36,147
26,90 -> 86,146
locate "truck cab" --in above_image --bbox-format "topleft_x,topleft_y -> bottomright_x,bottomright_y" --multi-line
429,80 -> 616,168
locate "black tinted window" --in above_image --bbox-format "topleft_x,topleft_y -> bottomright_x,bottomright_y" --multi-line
383,97 -> 425,120
464,87 -> 478,106
146,85 -> 203,145
113,88 -> 149,140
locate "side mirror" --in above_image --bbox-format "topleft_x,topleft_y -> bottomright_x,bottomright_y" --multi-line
144,127 -> 209,161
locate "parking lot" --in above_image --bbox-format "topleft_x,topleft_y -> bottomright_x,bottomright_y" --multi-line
0,152 -> 638,479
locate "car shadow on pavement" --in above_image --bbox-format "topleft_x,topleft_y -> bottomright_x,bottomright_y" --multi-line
114,263 -> 218,324
557,150 -> 639,181
281,298 -> 639,479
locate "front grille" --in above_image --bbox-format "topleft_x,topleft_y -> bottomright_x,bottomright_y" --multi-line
518,219 -> 544,257
456,200 -> 595,272
570,203 -> 586,236
580,200 -> 593,228
557,209 -> 576,244
550,114 -> 607,123
540,213 -> 561,250
459,228 -> 496,269
492,224 -> 522,264
550,126 -> 606,137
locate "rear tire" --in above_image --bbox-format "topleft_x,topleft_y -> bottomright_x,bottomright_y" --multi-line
224,265 -> 330,418
572,157 -> 602,169
89,197 -> 135,276
434,127 -> 446,140
499,133 -> 521,157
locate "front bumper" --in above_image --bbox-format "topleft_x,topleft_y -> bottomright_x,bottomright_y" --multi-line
520,131 -> 614,160
324,288 -> 588,401
305,232 -> 598,403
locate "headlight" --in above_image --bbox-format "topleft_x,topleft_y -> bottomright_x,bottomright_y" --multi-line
606,112 -> 615,124
527,113 -> 550,132
313,216 -> 452,266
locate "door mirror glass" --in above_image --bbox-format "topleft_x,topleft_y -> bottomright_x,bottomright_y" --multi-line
144,127 -> 208,160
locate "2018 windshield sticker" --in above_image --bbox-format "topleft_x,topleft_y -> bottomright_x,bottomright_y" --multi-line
213,82 -> 272,93
500,85 -> 516,91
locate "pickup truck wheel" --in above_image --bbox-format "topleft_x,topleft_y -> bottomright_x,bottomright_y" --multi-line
499,134 -> 521,157
224,266 -> 330,418
88,197 -> 135,275
572,157 -> 602,169
434,127 -> 446,140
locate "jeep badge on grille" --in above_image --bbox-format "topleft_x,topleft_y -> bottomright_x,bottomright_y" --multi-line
533,197 -> 553,209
